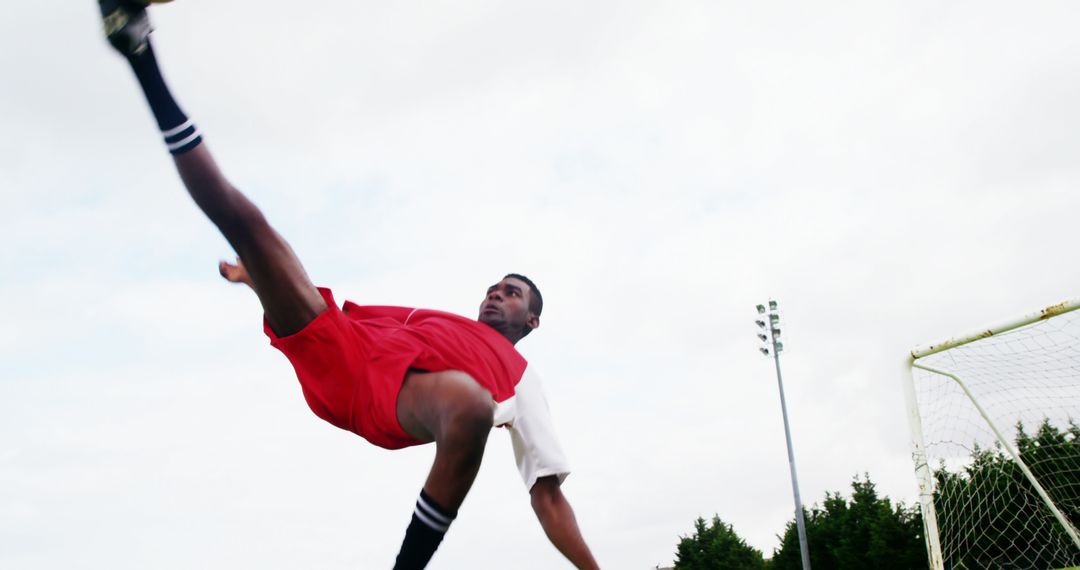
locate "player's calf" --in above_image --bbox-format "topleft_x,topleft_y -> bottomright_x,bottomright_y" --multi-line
393,489 -> 459,570
100,1 -> 203,155
98,2 -> 325,336
393,425 -> 491,570
394,371 -> 494,569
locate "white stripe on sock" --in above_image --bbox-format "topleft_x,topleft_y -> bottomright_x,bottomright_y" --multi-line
416,496 -> 453,526
161,119 -> 195,139
166,128 -> 202,151
414,506 -> 449,533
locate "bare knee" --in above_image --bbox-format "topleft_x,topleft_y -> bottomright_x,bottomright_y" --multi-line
398,370 -> 495,445
435,372 -> 494,446
444,398 -> 494,442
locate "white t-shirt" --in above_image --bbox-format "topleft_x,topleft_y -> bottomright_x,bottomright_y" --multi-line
493,365 -> 571,491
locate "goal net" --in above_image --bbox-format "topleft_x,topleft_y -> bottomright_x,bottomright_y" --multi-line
904,301 -> 1080,570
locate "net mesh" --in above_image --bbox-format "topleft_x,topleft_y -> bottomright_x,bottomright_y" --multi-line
912,308 -> 1080,570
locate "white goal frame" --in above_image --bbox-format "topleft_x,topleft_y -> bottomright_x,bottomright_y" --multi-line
903,299 -> 1080,570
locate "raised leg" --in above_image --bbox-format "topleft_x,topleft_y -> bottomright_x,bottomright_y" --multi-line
100,0 -> 325,336
173,146 -> 326,336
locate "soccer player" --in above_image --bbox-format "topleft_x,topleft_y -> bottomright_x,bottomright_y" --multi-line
98,2 -> 600,568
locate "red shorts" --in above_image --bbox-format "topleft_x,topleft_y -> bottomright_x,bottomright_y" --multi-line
265,288 -> 426,450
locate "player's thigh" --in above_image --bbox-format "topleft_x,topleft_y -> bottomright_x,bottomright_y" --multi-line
233,214 -> 326,336
397,369 -> 494,443
174,146 -> 324,335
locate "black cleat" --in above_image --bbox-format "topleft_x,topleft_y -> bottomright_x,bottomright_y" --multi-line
99,0 -> 152,56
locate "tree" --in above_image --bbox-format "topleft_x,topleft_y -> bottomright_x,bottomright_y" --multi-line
674,515 -> 767,570
674,421 -> 1080,569
931,418 -> 1080,569
769,474 -> 926,570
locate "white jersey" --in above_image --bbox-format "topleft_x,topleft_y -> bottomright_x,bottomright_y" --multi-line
493,365 -> 571,490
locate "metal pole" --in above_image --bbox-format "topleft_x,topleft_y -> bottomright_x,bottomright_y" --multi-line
772,339 -> 811,570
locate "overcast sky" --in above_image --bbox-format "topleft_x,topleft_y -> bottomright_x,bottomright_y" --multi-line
4,1 -> 1080,568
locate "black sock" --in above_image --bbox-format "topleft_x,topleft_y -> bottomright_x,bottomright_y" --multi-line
126,42 -> 203,155
393,489 -> 457,570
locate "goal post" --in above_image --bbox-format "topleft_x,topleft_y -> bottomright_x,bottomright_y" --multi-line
902,361 -> 944,570
904,300 -> 1080,570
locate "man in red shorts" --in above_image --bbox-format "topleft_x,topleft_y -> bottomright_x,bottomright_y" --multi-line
99,2 -> 600,568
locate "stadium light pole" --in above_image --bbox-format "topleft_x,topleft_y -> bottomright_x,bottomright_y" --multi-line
756,300 -> 811,570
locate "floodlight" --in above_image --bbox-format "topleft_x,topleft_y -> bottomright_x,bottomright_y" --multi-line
752,297 -> 808,568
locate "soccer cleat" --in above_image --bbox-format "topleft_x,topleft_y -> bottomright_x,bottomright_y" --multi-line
99,0 -> 152,56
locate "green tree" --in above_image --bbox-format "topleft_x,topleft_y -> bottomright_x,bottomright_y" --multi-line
674,515 -> 767,570
932,418 -> 1080,569
769,474 -> 926,570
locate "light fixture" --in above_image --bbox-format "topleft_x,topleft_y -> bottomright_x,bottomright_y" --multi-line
753,299 -> 810,570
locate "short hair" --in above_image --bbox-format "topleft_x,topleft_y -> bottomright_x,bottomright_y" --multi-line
505,273 -> 542,316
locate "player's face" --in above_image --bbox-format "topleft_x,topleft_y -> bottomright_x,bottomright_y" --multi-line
478,277 -> 538,337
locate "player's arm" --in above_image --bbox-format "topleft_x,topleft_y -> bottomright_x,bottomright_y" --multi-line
530,476 -> 600,570
508,367 -> 600,568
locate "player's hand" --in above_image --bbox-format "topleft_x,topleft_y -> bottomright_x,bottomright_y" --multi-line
219,258 -> 255,289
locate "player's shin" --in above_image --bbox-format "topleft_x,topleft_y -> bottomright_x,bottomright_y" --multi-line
101,1 -> 202,155
392,489 -> 458,570
125,43 -> 203,155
